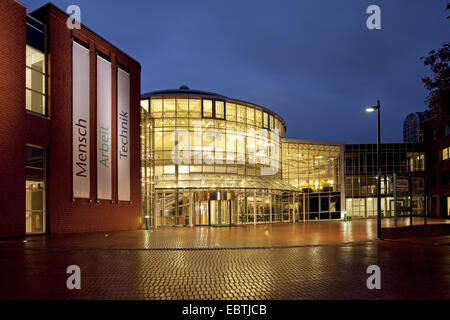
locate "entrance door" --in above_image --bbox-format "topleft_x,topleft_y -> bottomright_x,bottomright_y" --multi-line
26,146 -> 46,235
195,201 -> 209,225
210,200 -> 231,226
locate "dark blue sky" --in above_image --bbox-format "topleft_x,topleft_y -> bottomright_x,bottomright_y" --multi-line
23,0 -> 449,143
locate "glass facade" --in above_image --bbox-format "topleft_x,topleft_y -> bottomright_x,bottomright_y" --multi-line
345,143 -> 426,218
140,91 -> 303,227
139,90 -> 428,227
282,140 -> 343,220
141,107 -> 154,226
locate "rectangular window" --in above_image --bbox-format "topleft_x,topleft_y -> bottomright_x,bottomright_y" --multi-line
26,45 -> 46,115
140,99 -> 149,112
215,101 -> 225,119
237,105 -> 246,123
150,99 -> 163,118
255,109 -> 262,127
226,103 -> 236,121
247,107 -> 255,125
203,99 -> 213,118
189,99 -> 202,118
442,147 -> 449,161
263,112 -> 269,129
163,99 -> 176,117
177,99 -> 189,117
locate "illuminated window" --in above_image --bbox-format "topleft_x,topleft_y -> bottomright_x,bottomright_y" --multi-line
26,45 -> 46,115
226,103 -> 236,121
255,109 -> 262,127
237,105 -> 246,123
203,99 -> 213,118
189,99 -> 202,118
247,107 -> 255,125
263,112 -> 269,129
141,99 -> 149,112
163,99 -> 176,117
151,99 -> 163,118
443,147 -> 449,161
215,101 -> 225,119
177,99 -> 189,117
26,146 -> 46,234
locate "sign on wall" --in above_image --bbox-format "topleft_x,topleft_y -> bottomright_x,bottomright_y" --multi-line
72,41 -> 90,199
396,178 -> 409,195
96,55 -> 112,200
117,68 -> 131,201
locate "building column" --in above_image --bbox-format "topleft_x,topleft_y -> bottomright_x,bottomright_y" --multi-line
303,193 -> 306,222
189,190 -> 194,227
253,190 -> 257,226
269,191 -> 272,223
340,144 -> 346,219
153,191 -> 158,228
292,193 -> 296,224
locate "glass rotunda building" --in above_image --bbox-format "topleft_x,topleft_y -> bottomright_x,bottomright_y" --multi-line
140,87 -> 344,227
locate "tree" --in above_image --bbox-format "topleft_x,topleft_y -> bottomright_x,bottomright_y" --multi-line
421,3 -> 450,119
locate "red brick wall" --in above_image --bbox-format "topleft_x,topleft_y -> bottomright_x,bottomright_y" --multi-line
31,4 -> 142,234
0,0 -> 26,238
424,115 -> 450,218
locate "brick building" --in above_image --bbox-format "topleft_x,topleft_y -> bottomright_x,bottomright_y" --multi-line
424,114 -> 450,219
0,1 -> 142,237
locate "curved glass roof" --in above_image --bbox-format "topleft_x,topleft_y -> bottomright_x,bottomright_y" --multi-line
141,87 -> 287,131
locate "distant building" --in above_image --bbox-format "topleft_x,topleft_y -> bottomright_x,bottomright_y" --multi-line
403,112 -> 425,143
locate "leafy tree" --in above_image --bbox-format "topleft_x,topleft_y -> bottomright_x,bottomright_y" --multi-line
421,3 -> 450,118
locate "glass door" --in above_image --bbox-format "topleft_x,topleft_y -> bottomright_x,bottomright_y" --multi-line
26,146 -> 46,234
210,200 -> 231,226
195,200 -> 209,225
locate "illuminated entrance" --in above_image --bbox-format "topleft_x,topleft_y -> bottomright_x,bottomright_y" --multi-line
193,192 -> 232,226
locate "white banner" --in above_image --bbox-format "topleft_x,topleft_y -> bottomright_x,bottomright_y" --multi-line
117,68 -> 131,201
72,41 -> 90,199
96,55 -> 112,200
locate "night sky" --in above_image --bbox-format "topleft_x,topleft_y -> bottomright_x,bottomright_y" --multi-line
22,0 -> 449,143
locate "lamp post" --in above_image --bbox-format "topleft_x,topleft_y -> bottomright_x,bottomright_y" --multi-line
366,100 -> 382,240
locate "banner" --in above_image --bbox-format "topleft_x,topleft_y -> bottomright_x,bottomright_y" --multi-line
117,68 -> 131,201
96,55 -> 112,200
72,41 -> 90,199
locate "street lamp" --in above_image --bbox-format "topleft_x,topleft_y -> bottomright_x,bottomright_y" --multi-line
366,100 -> 382,240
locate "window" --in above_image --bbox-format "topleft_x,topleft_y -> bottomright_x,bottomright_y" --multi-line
263,112 -> 269,129
26,146 -> 46,234
163,99 -> 176,117
140,99 -> 149,112
247,107 -> 255,126
215,101 -> 225,119
203,100 -> 213,118
177,99 -> 189,118
150,99 -> 162,118
226,103 -> 236,121
189,99 -> 202,118
237,105 -> 246,123
443,147 -> 449,161
202,100 -> 226,120
26,45 -> 46,115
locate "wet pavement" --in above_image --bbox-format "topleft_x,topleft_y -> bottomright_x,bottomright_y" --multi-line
1,217 -> 447,250
0,218 -> 449,300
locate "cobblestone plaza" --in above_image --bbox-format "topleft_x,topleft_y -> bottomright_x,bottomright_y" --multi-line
1,219 -> 449,300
